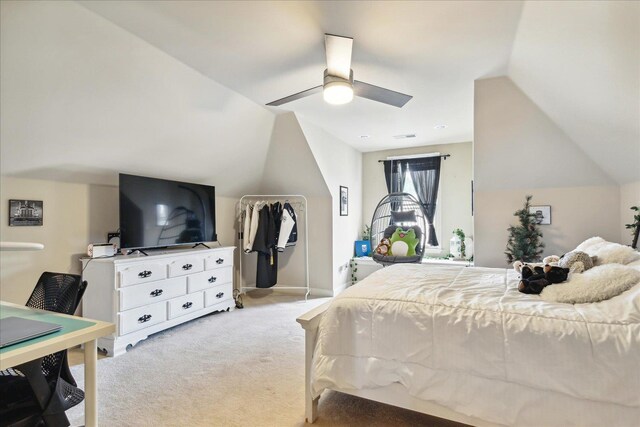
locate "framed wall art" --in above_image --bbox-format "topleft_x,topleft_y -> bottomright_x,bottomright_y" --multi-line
529,205 -> 551,225
340,186 -> 348,216
9,200 -> 44,226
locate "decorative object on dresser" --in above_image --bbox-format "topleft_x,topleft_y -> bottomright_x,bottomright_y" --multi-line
81,246 -> 235,357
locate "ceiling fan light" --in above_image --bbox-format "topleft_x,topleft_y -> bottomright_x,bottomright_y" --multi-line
323,81 -> 353,105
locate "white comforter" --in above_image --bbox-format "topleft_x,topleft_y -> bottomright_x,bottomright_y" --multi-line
312,264 -> 640,426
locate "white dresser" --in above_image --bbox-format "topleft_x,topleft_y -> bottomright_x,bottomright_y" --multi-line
81,246 -> 235,356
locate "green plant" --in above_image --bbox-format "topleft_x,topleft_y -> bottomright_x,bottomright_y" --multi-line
453,228 -> 466,258
626,206 -> 640,249
350,258 -> 358,285
362,224 -> 371,241
505,195 -> 544,264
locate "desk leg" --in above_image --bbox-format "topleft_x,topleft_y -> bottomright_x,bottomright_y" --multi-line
84,339 -> 98,427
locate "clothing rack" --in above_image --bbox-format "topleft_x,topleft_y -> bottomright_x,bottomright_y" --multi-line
237,194 -> 310,300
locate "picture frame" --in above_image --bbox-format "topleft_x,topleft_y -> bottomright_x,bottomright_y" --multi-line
9,200 -> 44,226
340,186 -> 348,216
529,205 -> 551,225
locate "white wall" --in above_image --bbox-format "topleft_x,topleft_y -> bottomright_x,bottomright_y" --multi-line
0,1 -> 274,195
620,182 -> 640,245
298,117 -> 363,293
0,177 -> 115,303
0,177 -> 240,304
362,142 -> 473,256
257,113 -> 333,294
508,1 -> 640,184
0,1 -> 276,300
474,77 -> 620,267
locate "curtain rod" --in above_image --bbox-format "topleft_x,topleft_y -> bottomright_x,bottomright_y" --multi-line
378,154 -> 450,163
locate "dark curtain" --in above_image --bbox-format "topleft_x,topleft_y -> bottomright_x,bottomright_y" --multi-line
383,160 -> 406,211
407,156 -> 442,247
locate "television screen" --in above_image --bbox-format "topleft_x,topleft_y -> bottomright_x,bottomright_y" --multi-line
119,174 -> 217,250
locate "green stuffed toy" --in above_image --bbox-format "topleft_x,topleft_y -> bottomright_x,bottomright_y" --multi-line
390,227 -> 419,257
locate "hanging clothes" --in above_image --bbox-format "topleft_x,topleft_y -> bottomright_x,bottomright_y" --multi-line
242,203 -> 253,253
277,206 -> 294,252
253,203 -> 278,288
247,201 -> 265,253
272,202 -> 283,244
276,202 -> 297,252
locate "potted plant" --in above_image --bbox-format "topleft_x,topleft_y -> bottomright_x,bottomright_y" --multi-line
626,206 -> 639,249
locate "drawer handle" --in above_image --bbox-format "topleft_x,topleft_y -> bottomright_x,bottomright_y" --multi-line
216,258 -> 224,265
216,292 -> 224,299
138,270 -> 152,278
182,302 -> 193,310
138,314 -> 152,323
182,263 -> 193,270
150,289 -> 163,297
208,276 -> 217,283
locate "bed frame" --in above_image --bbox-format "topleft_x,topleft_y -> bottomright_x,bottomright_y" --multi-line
296,302 -> 498,426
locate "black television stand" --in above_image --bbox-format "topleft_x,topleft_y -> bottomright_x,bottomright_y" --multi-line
192,242 -> 211,249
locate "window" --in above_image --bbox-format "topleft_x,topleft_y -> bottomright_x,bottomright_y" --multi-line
402,167 -> 441,251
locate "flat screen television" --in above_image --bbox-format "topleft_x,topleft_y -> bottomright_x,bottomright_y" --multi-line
119,174 -> 217,250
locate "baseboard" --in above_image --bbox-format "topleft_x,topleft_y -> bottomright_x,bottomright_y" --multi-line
309,288 -> 334,297
240,284 -> 334,298
332,281 -> 350,296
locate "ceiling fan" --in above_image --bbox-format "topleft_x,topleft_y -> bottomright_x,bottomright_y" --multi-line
266,34 -> 413,108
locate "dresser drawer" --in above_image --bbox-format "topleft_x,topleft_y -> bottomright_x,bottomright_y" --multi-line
187,267 -> 232,293
119,277 -> 187,311
204,250 -> 233,270
204,282 -> 233,307
119,301 -> 166,335
167,292 -> 205,320
168,256 -> 204,278
118,262 -> 167,287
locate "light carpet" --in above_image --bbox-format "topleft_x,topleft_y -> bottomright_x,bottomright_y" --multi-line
68,292 -> 464,426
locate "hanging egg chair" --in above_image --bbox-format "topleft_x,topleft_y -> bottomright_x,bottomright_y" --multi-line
370,192 -> 428,266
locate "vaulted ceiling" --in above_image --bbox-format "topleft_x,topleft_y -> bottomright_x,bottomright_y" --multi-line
2,1 -> 637,186
79,1 -> 524,152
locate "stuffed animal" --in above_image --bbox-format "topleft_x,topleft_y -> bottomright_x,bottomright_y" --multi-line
518,265 -> 570,294
513,261 -> 544,277
374,238 -> 392,256
390,228 -> 419,257
543,255 -> 561,266
557,251 -> 596,274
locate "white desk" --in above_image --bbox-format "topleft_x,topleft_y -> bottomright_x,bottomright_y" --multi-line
0,301 -> 115,427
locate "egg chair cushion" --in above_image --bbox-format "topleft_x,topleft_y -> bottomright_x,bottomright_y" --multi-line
391,210 -> 417,224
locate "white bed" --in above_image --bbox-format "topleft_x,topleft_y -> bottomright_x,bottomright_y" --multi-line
297,263 -> 640,426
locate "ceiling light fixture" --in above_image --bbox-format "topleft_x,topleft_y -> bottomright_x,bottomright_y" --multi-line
323,69 -> 354,105
360,135 -> 370,139
434,124 -> 448,129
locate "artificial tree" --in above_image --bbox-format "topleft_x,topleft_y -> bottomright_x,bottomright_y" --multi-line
505,195 -> 545,264
625,205 -> 639,249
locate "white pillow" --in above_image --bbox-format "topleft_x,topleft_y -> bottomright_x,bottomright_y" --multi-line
574,236 -> 640,265
541,264 -> 640,304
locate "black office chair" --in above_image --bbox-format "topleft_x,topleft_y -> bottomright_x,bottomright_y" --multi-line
0,273 -> 87,427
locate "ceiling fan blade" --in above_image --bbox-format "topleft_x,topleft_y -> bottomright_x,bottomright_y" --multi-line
325,34 -> 353,80
353,80 -> 413,108
266,86 -> 323,106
